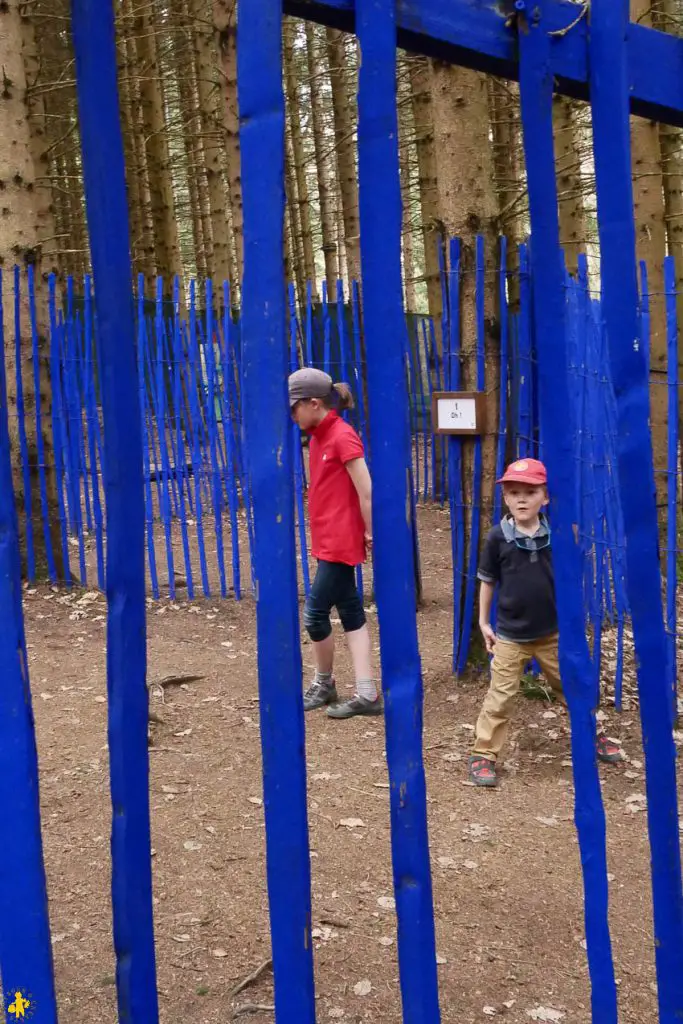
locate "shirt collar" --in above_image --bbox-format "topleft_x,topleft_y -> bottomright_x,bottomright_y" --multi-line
307,409 -> 338,438
501,513 -> 550,543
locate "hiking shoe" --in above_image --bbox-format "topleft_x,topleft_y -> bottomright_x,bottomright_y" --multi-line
597,734 -> 623,765
468,755 -> 497,788
327,694 -> 383,719
303,678 -> 338,712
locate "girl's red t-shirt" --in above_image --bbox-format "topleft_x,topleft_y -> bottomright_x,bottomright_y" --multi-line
307,411 -> 366,566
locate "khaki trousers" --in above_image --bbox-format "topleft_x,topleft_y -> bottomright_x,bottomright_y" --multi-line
473,633 -> 564,761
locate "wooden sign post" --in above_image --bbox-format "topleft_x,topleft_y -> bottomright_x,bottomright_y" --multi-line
431,391 -> 486,436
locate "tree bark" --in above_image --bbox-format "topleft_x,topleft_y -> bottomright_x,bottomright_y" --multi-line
326,28 -> 361,285
306,23 -> 339,288
630,0 -> 668,531
213,0 -> 243,286
1,0 -> 61,573
284,18 -> 318,295
410,57 -> 442,326
553,96 -> 586,277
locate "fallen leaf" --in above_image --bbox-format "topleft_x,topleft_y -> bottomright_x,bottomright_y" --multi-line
211,949 -> 228,958
536,816 -> 559,828
437,856 -> 456,868
220,641 -> 234,648
527,1007 -> 565,1022
378,936 -> 394,946
172,934 -> 191,943
483,1007 -> 497,1016
183,840 -> 202,851
339,818 -> 365,829
463,860 -> 478,870
436,955 -> 447,965
311,772 -> 341,781
328,1009 -> 345,1019
353,979 -> 372,997
248,796 -> 263,807
542,711 -> 557,720
377,896 -> 396,910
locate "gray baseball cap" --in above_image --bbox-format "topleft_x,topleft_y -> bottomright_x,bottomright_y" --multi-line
288,367 -> 334,407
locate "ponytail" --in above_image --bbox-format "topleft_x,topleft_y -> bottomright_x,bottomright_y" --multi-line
332,381 -> 355,411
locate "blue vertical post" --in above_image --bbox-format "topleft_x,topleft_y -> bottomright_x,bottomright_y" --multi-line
14,267 -> 36,580
517,7 -> 617,1021
589,1 -> 683,1015
28,266 -> 57,581
0,272 -> 58,1023
664,258 -> 678,714
71,2 -> 159,1021
237,2 -> 316,1021
447,240 -> 465,673
356,1 -> 441,1019
48,277 -> 71,584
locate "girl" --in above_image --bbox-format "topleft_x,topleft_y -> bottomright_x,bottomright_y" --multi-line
288,367 -> 382,719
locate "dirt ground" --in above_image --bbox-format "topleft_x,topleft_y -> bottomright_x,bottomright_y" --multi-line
23,505 -> 682,1023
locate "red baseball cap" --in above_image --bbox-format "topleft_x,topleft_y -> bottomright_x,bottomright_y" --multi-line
497,458 -> 547,486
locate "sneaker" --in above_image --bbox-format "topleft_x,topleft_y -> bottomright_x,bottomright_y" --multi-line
303,678 -> 338,712
468,755 -> 497,788
597,734 -> 623,765
326,694 -> 383,719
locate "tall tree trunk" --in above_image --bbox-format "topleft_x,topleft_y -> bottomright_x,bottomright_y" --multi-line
1,0 -> 61,573
284,18 -> 318,296
306,23 -> 339,288
326,28 -> 361,285
135,4 -> 182,282
488,79 -> 525,247
285,132 -> 308,305
398,57 -> 418,312
430,61 -> 499,644
123,18 -> 156,285
193,0 -> 231,286
553,96 -> 586,277
630,0 -> 668,534
213,0 -> 243,285
410,57 -> 442,326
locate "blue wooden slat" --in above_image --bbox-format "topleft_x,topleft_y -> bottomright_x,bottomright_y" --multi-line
27,266 -> 57,581
83,275 -> 105,591
237,1 -> 316,1019
205,279 -> 228,598
221,283 -> 241,600
589,1 -> 683,1016
517,9 -> 618,1021
664,257 -> 678,714
0,270 -> 58,1023
13,267 -> 36,579
48,277 -> 72,584
356,0 -> 441,1018
172,281 -> 196,599
71,1 -> 159,1019
137,278 -> 160,599
447,240 -> 465,674
286,0 -> 683,126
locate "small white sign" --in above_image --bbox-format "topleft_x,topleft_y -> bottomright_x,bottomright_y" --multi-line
436,396 -> 477,432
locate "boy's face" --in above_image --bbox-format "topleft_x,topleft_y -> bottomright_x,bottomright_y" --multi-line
502,482 -> 547,526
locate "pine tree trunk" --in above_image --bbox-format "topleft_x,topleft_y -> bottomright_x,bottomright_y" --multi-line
135,4 -> 182,283
1,0 -> 61,574
630,0 -> 668,533
122,15 -> 156,285
553,96 -> 586,277
326,28 -> 361,285
430,61 -> 499,632
410,57 -> 442,326
213,0 -> 243,285
284,19 -> 318,296
398,58 -> 418,312
306,23 -> 339,288
193,0 -> 231,287
488,79 -> 525,257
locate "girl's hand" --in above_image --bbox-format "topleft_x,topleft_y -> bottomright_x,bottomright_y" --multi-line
480,623 -> 496,655
364,531 -> 373,554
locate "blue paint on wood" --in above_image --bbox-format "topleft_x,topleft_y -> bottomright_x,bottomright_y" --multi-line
664,258 -> 678,715
517,9 -> 618,1020
205,279 -> 228,598
70,1 -> 159,1019
187,290 -> 211,596
13,268 -> 36,579
589,1 -> 683,1015
356,0 -> 441,1018
447,239 -> 465,674
237,1 -> 316,1019
83,275 -> 105,590
173,283 -> 196,599
27,266 -> 57,581
221,284 -> 241,600
0,271 -> 59,1022
287,0 -> 683,126
137,278 -> 160,600
48,277 -> 72,584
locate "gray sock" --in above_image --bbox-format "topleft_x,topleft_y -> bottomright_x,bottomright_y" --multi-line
356,678 -> 378,701
315,670 -> 333,686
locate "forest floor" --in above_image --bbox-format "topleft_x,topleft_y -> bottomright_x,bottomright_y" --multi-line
24,505 -> 682,1024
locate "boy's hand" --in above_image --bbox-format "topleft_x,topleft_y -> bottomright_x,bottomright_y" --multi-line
480,623 -> 496,655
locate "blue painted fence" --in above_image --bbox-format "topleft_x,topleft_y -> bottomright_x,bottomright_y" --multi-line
3,238 -> 680,710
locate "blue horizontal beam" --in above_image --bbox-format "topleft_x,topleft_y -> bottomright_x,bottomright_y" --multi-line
285,0 -> 683,127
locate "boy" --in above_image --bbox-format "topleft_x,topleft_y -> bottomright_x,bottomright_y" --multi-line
468,457 -> 622,787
